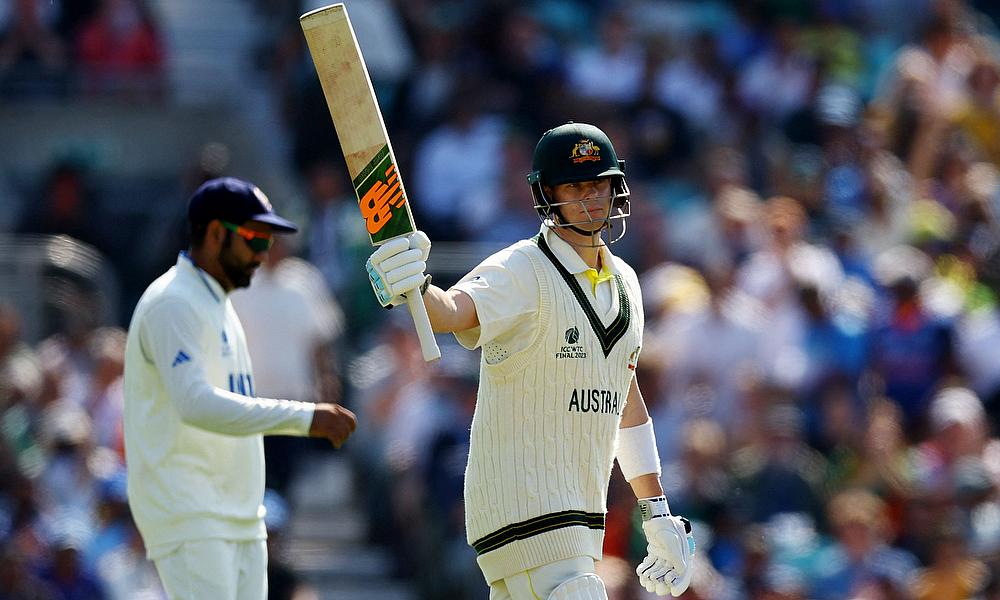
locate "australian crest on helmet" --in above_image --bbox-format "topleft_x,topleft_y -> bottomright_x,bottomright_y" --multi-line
571,139 -> 602,163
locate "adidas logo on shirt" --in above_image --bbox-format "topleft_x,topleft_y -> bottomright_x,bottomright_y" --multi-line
171,350 -> 191,367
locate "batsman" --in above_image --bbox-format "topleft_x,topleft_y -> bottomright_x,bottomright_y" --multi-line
366,122 -> 695,598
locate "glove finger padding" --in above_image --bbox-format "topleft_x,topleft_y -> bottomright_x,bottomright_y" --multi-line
637,558 -> 670,582
668,568 -> 692,597
389,273 -> 427,296
380,248 -> 425,273
369,237 -> 411,266
408,230 -> 431,260
384,259 -> 426,287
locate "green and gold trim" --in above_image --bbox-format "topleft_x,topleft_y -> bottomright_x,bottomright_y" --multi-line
472,510 -> 605,555
534,235 -> 631,357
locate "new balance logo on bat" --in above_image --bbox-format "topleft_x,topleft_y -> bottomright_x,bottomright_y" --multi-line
171,350 -> 191,367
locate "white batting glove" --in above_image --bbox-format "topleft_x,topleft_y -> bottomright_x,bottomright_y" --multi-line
636,496 -> 695,597
365,231 -> 431,308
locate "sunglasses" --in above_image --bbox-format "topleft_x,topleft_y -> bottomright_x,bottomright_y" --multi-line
220,221 -> 274,252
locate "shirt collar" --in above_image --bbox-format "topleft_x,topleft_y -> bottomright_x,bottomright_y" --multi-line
176,251 -> 226,303
540,222 -> 615,276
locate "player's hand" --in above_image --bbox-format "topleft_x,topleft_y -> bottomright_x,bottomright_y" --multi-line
365,231 -> 431,308
308,403 -> 357,448
637,513 -> 695,596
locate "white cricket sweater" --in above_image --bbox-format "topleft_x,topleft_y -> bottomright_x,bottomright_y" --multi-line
458,234 -> 644,583
123,253 -> 316,559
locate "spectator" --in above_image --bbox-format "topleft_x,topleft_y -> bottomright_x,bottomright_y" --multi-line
646,265 -> 764,459
410,86 -> 507,241
0,0 -> 67,77
737,19 -> 816,123
37,530 -> 108,600
0,303 -> 42,409
730,403 -> 829,523
0,544 -> 60,600
301,158 -> 371,326
17,161 -> 108,259
810,488 -> 919,600
953,55 -> 1000,166
75,0 -> 164,97
83,327 -> 126,457
868,245 -> 958,429
564,10 -> 645,106
653,30 -> 727,134
230,235 -> 345,493
910,386 -> 998,500
911,518 -> 989,600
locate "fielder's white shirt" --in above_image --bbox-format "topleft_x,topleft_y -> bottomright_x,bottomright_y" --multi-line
451,224 -> 644,583
123,253 -> 316,559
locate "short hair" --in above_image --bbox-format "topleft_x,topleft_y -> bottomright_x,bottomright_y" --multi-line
189,220 -> 210,248
828,489 -> 888,537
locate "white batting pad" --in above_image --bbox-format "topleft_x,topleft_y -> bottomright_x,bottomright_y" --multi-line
548,574 -> 608,600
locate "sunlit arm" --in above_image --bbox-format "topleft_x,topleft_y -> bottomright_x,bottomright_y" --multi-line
422,285 -> 480,333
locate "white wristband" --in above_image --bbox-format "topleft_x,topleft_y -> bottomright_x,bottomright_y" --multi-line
615,418 -> 661,481
637,495 -> 670,521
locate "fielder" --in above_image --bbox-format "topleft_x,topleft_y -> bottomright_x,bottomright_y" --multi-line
123,178 -> 357,600
366,123 -> 695,598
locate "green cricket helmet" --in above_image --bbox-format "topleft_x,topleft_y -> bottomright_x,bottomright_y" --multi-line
527,122 -> 631,243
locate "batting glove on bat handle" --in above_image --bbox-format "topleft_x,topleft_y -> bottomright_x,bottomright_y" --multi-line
366,232 -> 431,308
637,502 -> 695,597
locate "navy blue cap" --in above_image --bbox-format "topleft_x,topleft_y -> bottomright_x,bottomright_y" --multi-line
188,177 -> 298,233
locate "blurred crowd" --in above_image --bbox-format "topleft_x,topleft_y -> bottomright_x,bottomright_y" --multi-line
6,0 -> 1000,599
0,0 -> 164,99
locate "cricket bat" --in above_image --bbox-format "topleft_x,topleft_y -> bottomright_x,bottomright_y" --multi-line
301,3 -> 440,362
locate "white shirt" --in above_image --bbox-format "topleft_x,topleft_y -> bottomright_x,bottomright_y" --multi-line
123,253 -> 316,558
452,224 -> 615,355
231,257 -> 342,400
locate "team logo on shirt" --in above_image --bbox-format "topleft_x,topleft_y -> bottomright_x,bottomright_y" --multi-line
557,326 -> 587,359
221,330 -> 232,357
570,139 -> 601,163
171,350 -> 191,367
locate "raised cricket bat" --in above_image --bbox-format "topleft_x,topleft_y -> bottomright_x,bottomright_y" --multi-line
301,3 -> 440,362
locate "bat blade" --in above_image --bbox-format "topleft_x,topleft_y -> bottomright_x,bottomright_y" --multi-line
301,3 -> 440,361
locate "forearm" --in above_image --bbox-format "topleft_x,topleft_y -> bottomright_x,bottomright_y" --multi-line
619,379 -> 650,428
173,380 -> 315,436
422,285 -> 479,333
630,473 -> 664,499
617,376 -> 663,492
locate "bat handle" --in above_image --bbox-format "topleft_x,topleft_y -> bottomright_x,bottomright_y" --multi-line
406,290 -> 441,362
